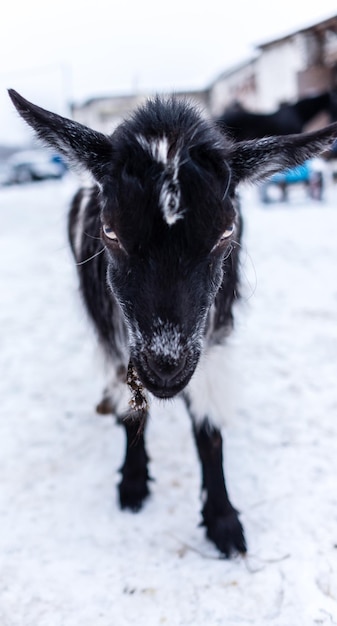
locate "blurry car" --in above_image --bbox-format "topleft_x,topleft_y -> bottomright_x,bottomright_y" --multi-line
260,157 -> 325,203
0,162 -> 14,186
0,149 -> 66,186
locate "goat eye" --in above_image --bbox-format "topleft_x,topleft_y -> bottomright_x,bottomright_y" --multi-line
220,223 -> 235,241
102,224 -> 119,242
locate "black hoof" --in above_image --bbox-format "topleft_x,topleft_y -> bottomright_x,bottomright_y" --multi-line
118,474 -> 150,512
204,508 -> 247,558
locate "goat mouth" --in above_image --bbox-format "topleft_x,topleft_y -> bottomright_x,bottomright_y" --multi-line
130,347 -> 200,400
149,383 -> 185,399
144,379 -> 189,399
133,366 -> 193,400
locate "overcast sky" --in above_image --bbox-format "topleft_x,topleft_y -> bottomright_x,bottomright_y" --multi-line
1,0 -> 337,145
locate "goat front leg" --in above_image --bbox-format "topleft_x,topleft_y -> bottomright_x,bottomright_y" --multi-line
96,363 -> 151,512
118,413 -> 151,512
184,345 -> 246,557
192,419 -> 246,557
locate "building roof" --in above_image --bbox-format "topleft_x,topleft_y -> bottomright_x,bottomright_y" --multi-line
209,56 -> 258,86
257,13 -> 337,50
73,87 -> 210,111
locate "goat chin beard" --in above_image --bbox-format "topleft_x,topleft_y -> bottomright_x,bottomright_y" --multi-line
126,361 -> 149,412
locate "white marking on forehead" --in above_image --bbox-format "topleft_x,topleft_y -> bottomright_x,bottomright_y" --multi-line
136,135 -> 169,165
155,137 -> 169,164
137,134 -> 183,226
160,152 -> 183,226
160,185 -> 182,225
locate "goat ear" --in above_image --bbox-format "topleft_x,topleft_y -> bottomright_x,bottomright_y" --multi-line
8,89 -> 113,180
228,123 -> 337,184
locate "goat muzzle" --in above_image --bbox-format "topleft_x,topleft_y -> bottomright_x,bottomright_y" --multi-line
132,352 -> 194,399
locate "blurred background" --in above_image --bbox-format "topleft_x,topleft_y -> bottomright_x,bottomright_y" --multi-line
3,5 -> 337,622
1,1 -> 337,149
1,1 -> 337,189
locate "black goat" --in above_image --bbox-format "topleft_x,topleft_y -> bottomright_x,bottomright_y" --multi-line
216,91 -> 337,141
9,89 -> 337,557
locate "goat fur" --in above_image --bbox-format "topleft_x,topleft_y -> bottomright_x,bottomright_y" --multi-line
8,88 -> 337,556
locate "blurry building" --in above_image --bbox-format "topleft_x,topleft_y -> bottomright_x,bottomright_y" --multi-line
209,58 -> 259,117
71,90 -> 210,135
71,94 -> 147,135
71,14 -> 337,130
209,14 -> 337,117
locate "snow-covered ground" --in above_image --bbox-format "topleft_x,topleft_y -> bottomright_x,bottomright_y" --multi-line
1,174 -> 337,626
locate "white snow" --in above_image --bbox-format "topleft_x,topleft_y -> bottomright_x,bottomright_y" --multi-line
1,174 -> 337,625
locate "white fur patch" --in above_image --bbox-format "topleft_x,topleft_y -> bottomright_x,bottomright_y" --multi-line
101,365 -> 135,416
185,341 -> 237,429
149,319 -> 183,359
136,135 -> 169,165
159,152 -> 183,226
136,134 -> 183,226
153,137 -> 169,164
129,318 -> 184,360
73,188 -> 92,261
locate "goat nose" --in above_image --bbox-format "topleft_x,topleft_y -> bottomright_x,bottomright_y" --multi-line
146,354 -> 186,384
